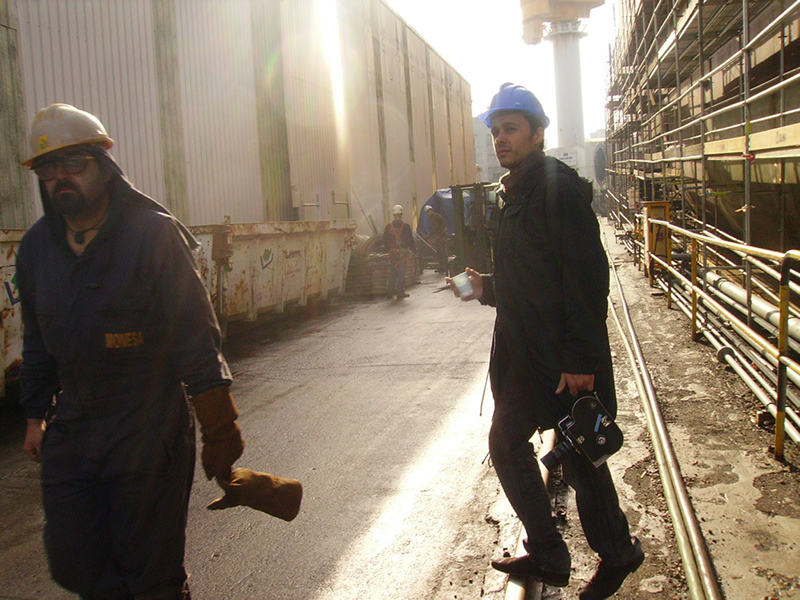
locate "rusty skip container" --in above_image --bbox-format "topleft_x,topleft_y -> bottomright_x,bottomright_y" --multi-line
0,221 -> 355,400
0,232 -> 24,396
191,220 -> 356,326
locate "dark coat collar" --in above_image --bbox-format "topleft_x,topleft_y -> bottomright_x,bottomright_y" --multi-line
499,150 -> 549,203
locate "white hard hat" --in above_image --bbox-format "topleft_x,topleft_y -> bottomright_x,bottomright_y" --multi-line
424,205 -> 433,212
392,205 -> 404,216
23,104 -> 114,167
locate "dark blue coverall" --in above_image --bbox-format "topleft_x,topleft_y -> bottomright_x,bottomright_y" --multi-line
16,163 -> 231,599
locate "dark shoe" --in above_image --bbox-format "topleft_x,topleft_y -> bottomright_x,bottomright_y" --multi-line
397,292 -> 410,299
491,555 -> 570,587
579,538 -> 645,599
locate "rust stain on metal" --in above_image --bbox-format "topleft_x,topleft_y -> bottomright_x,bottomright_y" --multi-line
230,269 -> 250,315
195,253 -> 210,284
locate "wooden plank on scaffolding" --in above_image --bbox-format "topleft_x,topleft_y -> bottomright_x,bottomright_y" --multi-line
750,122 -> 800,155
704,136 -> 745,156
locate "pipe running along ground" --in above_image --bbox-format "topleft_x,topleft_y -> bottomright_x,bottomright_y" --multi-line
650,249 -> 800,448
605,233 -> 724,600
659,275 -> 800,445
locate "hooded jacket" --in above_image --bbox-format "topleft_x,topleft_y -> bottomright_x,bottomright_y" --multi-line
16,149 -> 231,422
480,150 -> 615,427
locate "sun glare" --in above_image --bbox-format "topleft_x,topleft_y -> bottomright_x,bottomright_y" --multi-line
319,0 -> 348,153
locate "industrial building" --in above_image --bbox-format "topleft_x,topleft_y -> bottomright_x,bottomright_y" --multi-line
1,0 -> 475,234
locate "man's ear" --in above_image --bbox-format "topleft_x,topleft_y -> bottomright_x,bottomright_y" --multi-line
534,127 -> 545,147
101,164 -> 114,184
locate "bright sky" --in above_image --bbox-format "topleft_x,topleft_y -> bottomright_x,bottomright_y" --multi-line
383,0 -> 617,147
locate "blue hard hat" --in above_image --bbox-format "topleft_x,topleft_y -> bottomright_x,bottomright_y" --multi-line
477,83 -> 550,129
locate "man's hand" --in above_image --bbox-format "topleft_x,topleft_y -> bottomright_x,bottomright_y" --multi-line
446,267 -> 483,301
24,419 -> 45,462
556,373 -> 595,397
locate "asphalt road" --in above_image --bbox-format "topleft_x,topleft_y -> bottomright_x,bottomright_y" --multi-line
0,270 -> 513,600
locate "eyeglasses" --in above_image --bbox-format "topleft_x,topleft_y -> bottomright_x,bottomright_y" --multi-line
33,155 -> 95,181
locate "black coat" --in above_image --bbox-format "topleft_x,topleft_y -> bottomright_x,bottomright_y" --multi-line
480,150 -> 616,428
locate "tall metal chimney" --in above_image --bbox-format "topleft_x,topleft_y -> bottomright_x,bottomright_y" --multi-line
520,0 -> 604,160
546,20 -> 586,149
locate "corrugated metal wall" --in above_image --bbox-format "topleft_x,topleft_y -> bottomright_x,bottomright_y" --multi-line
172,0 -> 263,224
250,0 -> 293,222
282,0 -> 348,223
407,28 -> 436,210
0,0 -> 32,229
10,0 -> 474,234
338,0 -> 379,235
339,0 -> 476,233
17,0 -> 166,221
16,0 -> 266,226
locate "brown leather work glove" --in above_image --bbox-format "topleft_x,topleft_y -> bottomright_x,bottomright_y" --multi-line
191,385 -> 245,482
207,468 -> 303,522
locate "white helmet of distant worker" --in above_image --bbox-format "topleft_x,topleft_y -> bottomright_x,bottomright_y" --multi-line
392,205 -> 404,217
22,103 -> 114,167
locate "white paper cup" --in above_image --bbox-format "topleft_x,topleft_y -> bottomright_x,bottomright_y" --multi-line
452,271 -> 473,297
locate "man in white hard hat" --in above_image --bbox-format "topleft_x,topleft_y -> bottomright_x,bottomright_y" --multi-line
383,204 -> 415,299
16,104 -> 300,600
449,84 -> 644,599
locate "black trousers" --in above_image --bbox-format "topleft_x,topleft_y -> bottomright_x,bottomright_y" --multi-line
387,251 -> 408,295
488,333 -> 636,573
40,411 -> 194,599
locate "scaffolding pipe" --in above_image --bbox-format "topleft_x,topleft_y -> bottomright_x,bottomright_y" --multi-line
630,1 -> 800,137
666,277 -> 800,444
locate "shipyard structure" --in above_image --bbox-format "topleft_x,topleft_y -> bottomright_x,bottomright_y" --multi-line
605,0 -> 800,252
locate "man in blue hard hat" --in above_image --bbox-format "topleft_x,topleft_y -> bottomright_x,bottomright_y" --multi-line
449,83 -> 644,599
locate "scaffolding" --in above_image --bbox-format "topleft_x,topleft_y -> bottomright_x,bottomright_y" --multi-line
606,0 -> 800,254
606,0 -> 800,460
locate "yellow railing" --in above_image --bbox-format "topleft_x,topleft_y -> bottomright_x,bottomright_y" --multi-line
643,216 -> 800,459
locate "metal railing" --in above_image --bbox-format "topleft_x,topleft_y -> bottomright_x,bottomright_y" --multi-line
640,214 -> 800,459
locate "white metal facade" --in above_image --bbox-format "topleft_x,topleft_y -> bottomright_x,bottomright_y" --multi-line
12,0 -> 475,233
172,1 -> 264,225
17,1 -> 167,219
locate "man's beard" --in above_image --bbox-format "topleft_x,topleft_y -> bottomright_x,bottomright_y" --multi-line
50,181 -> 88,217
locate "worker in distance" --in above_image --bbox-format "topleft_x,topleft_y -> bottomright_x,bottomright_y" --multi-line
423,204 -> 449,275
448,83 -> 644,599
384,203 -> 416,299
17,104 -> 300,600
